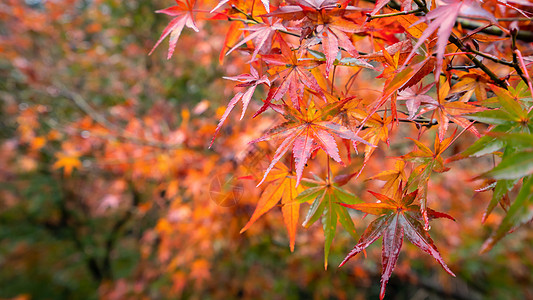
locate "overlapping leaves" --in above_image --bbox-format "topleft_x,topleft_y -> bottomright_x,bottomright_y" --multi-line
252,98 -> 373,187
148,0 -> 533,293
294,171 -> 361,268
461,84 -> 533,252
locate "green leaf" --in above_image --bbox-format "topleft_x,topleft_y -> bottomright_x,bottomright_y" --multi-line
293,186 -> 323,204
492,85 -> 527,120
462,136 -> 504,157
467,110 -> 514,125
481,175 -> 533,253
307,49 -> 326,60
337,205 -> 357,239
482,179 -> 518,223
493,133 -> 533,149
333,186 -> 360,204
303,195 -> 325,228
338,57 -> 374,69
322,196 -> 338,269
298,175 -> 361,266
486,151 -> 533,180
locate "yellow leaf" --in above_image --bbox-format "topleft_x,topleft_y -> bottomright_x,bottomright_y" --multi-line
240,163 -> 303,251
52,152 -> 82,176
394,13 -> 428,39
30,136 -> 46,151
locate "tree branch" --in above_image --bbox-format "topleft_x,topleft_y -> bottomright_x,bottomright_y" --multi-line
101,181 -> 141,280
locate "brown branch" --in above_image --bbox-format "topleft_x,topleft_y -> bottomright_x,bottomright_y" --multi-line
510,27 -> 531,85
458,19 -> 533,43
101,181 -> 141,280
411,0 -> 507,88
51,84 -> 185,150
448,34 -> 508,88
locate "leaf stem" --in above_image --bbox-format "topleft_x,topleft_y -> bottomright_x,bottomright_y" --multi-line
279,29 -> 301,38
231,5 -> 261,24
227,17 -> 259,25
457,15 -> 533,22
326,155 -> 331,184
366,8 -> 423,20
331,65 -> 337,94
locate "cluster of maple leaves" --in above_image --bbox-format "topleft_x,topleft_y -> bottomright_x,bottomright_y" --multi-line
147,0 -> 533,298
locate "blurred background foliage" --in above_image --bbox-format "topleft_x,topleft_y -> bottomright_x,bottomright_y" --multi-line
0,0 -> 532,299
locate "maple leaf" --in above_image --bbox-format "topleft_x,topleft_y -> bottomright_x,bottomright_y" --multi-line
240,163 -> 304,251
450,70 -> 491,103
475,133 -> 533,226
397,83 -> 437,120
293,170 -> 362,269
263,1 -> 364,77
225,18 -> 286,62
318,22 -> 361,77
253,98 -> 374,187
466,83 -> 532,128
404,0 -> 496,81
460,85 -> 533,251
481,174 -> 533,254
369,160 -> 407,197
419,79 -> 484,139
402,132 -> 457,228
348,109 -> 392,162
210,66 -> 270,147
403,135 -> 454,174
339,188 -> 455,300
258,36 -> 325,112
149,0 -> 199,59
53,151 -> 82,176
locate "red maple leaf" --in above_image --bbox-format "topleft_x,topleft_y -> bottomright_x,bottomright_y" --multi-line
264,0 -> 364,77
225,18 -> 286,62
339,188 -> 455,300
397,83 -> 437,120
253,97 -> 373,186
210,66 -> 270,147
258,36 -> 325,112
149,0 -> 199,59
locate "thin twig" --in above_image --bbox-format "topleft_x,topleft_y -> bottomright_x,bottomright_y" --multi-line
511,28 -> 531,86
458,15 -> 533,23
410,0 -> 507,88
53,84 -> 185,150
449,34 -> 508,88
231,5 -> 261,24
366,8 -> 423,20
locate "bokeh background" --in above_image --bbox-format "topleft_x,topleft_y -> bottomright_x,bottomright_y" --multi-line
1,0 -> 532,299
